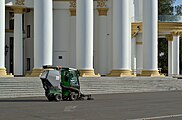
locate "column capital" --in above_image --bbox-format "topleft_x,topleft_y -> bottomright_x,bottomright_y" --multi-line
97,0 -> 108,16
171,31 -> 182,36
97,8 -> 109,16
11,6 -> 25,14
166,34 -> 173,41
69,1 -> 76,16
69,8 -> 76,16
15,0 -> 25,6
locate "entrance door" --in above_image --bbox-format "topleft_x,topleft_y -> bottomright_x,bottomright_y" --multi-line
9,37 -> 14,74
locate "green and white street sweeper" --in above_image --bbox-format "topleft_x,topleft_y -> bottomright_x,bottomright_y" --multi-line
40,65 -> 93,101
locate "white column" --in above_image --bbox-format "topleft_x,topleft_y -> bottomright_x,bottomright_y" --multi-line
131,37 -> 136,74
34,0 -> 53,68
31,0 -> 53,76
173,35 -> 180,75
168,40 -> 173,76
130,0 -> 135,22
134,0 -> 143,21
97,6 -> 109,75
0,0 -> 6,76
136,33 -> 143,74
14,12 -> 23,75
110,0 -> 131,76
76,0 -> 98,77
0,0 -> 5,68
142,0 -> 159,76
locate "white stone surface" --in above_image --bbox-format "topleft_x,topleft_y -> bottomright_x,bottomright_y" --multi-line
53,10 -> 70,67
24,11 -> 34,72
98,16 -> 108,75
14,13 -> 23,75
69,16 -> 76,68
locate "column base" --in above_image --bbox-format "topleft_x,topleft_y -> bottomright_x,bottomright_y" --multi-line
108,70 -> 134,77
29,68 -> 44,77
79,69 -> 100,77
0,68 -> 14,77
139,70 -> 163,77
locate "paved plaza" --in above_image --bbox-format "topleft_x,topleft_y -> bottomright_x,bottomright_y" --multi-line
0,91 -> 182,120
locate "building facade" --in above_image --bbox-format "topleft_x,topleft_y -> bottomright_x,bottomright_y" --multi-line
0,0 -> 182,77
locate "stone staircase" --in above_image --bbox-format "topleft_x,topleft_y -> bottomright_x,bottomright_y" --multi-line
0,77 -> 44,98
0,77 -> 182,98
80,77 -> 182,94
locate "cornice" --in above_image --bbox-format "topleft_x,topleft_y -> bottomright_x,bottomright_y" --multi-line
158,22 -> 182,33
132,22 -> 182,34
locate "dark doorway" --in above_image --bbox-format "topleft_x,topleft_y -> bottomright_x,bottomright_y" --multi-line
180,37 -> 182,74
158,38 -> 168,75
9,37 -> 14,74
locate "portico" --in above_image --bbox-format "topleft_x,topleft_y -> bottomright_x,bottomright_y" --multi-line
1,0 -> 182,77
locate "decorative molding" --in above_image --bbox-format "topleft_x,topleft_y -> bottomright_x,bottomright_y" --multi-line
11,6 -> 24,14
97,0 -> 107,8
29,68 -> 44,77
158,22 -> 182,32
15,0 -> 25,6
132,22 -> 182,35
0,68 -> 7,76
69,8 -> 76,16
171,31 -> 182,36
69,0 -> 76,8
132,22 -> 143,34
97,8 -> 109,16
69,1 -> 76,16
5,29 -> 14,33
136,41 -> 143,45
108,70 -> 133,77
79,70 -> 100,77
140,70 -> 161,77
6,6 -> 32,13
166,34 -> 173,41
97,0 -> 108,16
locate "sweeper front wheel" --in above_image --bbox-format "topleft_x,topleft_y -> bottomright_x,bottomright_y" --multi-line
54,94 -> 62,101
69,92 -> 77,101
